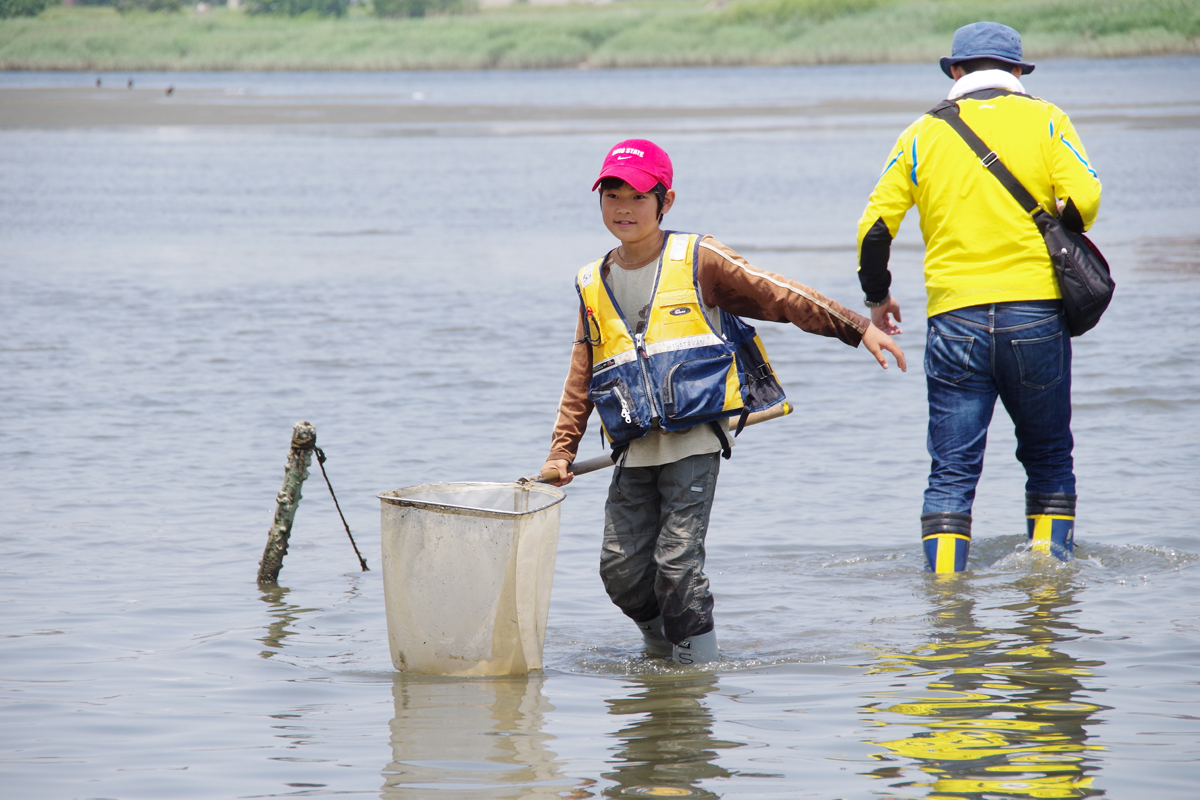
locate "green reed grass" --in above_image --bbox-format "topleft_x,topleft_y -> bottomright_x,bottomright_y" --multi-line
1,0 -> 1196,71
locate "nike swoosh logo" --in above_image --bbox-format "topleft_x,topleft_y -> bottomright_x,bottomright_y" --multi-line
616,155 -> 633,160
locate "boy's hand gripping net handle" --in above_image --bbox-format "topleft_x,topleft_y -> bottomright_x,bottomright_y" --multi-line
531,402 -> 792,484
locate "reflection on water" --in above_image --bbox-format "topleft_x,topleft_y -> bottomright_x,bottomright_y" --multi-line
602,674 -> 741,799
383,673 -> 575,798
859,575 -> 1109,798
258,585 -> 315,658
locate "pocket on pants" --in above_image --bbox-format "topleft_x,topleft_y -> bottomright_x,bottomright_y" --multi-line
1012,332 -> 1065,390
925,328 -> 974,383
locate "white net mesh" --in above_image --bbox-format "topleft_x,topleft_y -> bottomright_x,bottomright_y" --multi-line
379,482 -> 565,676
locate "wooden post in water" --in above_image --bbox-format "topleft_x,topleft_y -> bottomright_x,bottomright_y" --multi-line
257,421 -> 317,585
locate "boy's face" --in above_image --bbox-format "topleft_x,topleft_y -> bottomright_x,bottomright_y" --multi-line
599,181 -> 675,248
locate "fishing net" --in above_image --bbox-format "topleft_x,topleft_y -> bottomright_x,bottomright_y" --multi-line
378,481 -> 565,676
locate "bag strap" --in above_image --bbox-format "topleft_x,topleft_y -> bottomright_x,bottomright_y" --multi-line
709,421 -> 733,460
927,100 -> 1041,216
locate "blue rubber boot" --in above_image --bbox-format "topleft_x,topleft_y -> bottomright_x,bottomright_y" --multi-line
1026,493 -> 1076,561
921,512 -> 972,573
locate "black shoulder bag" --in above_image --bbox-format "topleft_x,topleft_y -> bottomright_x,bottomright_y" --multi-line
928,101 -> 1114,337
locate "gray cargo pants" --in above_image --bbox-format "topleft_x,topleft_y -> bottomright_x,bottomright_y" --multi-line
600,452 -> 721,645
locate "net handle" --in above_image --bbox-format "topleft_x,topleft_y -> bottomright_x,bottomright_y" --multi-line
531,402 -> 792,483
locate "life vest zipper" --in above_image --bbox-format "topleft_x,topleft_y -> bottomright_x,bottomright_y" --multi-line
633,332 -> 660,423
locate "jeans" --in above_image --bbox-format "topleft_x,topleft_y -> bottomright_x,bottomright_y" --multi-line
923,301 -> 1074,516
600,452 -> 720,645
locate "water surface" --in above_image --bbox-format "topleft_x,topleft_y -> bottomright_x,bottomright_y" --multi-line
2,58 -> 1198,799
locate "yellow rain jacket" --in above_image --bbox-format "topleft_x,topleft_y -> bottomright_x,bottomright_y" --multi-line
857,87 -> 1102,318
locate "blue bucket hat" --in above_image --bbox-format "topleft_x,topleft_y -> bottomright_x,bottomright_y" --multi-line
940,21 -> 1035,78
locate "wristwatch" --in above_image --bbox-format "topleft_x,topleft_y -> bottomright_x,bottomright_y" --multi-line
864,295 -> 891,309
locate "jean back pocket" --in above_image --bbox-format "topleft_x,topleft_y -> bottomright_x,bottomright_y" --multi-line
925,328 -> 975,384
1012,332 -> 1065,390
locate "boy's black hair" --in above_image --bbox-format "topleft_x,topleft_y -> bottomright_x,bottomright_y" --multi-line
598,176 -> 669,222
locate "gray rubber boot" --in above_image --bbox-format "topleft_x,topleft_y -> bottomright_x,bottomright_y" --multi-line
672,629 -> 718,666
636,616 -> 671,657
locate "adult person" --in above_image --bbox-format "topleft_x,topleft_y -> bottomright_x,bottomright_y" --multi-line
855,22 -> 1101,572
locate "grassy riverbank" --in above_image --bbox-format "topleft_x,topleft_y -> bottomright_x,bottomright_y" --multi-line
1,0 -> 1196,71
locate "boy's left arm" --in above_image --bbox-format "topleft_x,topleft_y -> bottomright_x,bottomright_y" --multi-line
696,237 -> 905,371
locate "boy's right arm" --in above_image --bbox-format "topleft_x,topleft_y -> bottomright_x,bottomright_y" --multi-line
542,313 -> 593,487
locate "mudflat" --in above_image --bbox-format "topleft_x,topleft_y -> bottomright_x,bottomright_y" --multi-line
0,86 -> 928,128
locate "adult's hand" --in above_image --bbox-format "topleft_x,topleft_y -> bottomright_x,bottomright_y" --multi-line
540,458 -> 574,487
871,296 -> 903,335
862,324 -> 907,372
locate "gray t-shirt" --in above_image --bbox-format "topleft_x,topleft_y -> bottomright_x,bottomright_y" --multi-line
603,255 -> 730,468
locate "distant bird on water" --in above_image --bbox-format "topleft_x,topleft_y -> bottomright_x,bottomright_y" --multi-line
166,86 -> 174,96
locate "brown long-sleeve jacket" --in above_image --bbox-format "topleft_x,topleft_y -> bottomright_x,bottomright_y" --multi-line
547,236 -> 869,464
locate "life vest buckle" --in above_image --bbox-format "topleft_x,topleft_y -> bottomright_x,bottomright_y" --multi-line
748,362 -> 774,381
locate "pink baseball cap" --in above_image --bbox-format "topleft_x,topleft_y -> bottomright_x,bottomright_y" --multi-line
592,139 -> 673,192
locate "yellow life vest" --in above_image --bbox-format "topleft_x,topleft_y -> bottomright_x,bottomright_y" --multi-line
576,231 -> 785,449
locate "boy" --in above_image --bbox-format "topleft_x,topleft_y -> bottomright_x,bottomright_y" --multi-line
541,139 -> 904,665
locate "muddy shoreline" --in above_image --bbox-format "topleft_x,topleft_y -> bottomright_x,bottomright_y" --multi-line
5,85 -> 1196,130
0,86 -> 935,128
